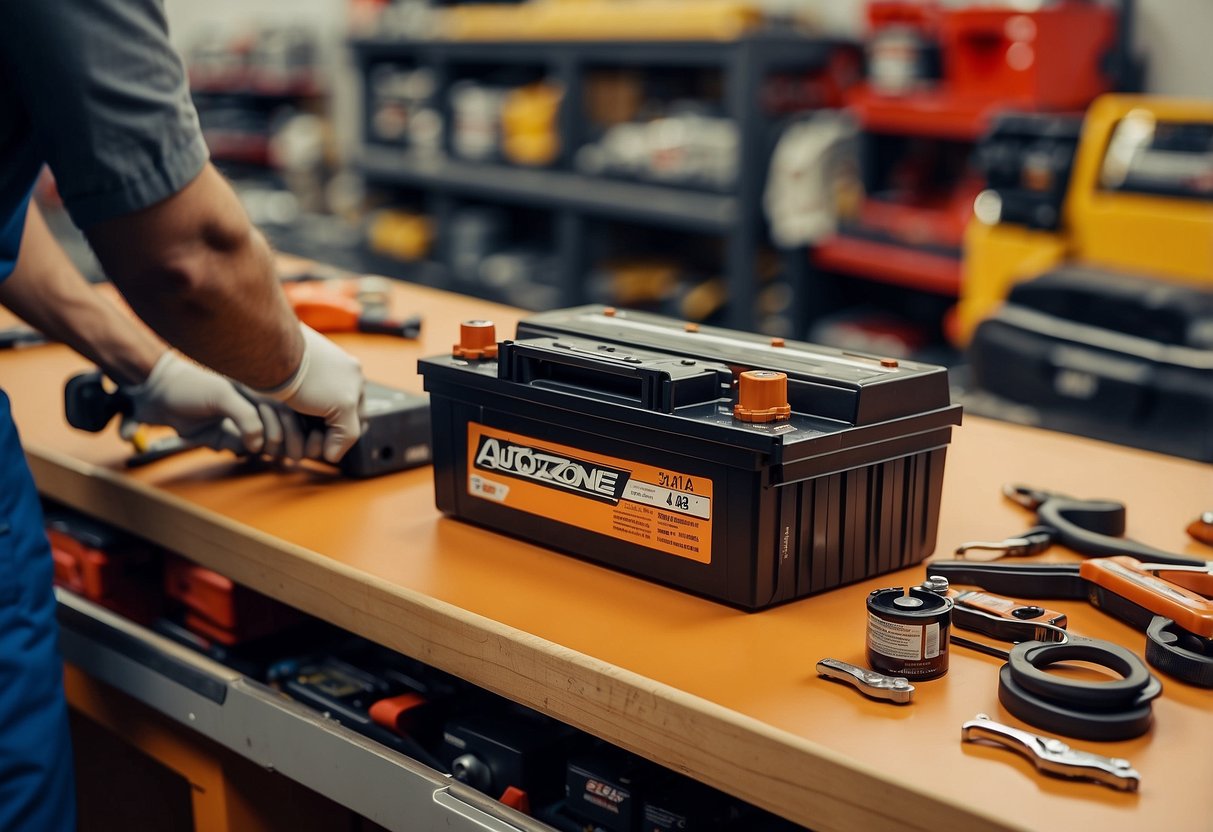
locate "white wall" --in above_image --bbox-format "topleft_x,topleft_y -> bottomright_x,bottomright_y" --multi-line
163,0 -> 347,46
1136,0 -> 1213,97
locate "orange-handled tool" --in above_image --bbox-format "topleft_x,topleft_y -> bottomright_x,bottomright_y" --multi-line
927,557 -> 1213,687
284,284 -> 421,339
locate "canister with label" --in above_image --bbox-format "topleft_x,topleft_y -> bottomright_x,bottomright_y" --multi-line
866,585 -> 953,680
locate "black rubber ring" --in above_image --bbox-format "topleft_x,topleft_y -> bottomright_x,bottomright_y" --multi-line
998,665 -> 1158,742
1145,616 -> 1213,689
1008,639 -> 1153,706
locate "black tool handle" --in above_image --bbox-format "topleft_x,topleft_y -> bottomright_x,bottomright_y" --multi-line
1145,616 -> 1213,688
927,561 -> 1089,599
358,313 -> 422,339
64,371 -> 130,433
1039,498 -> 1206,567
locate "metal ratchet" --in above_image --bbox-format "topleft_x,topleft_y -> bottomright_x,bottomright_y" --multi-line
961,714 -> 1140,792
816,659 -> 914,704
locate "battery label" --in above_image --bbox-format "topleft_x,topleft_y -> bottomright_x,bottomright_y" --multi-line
867,614 -> 940,660
468,424 -> 712,563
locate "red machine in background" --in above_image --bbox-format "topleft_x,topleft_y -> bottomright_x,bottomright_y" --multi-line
811,0 -> 1139,324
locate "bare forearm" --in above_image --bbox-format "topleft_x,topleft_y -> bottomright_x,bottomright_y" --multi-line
0,203 -> 163,385
87,164 -> 304,390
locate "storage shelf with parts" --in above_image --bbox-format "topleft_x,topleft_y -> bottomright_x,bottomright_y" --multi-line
52,503 -> 800,832
350,32 -> 843,331
357,145 -> 740,233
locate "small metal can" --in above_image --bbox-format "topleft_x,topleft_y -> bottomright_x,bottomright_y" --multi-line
866,586 -> 953,680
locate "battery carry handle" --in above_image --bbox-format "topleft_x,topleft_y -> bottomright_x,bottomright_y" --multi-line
498,338 -> 730,414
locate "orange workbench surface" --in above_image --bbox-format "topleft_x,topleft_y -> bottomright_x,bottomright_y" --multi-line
1,279 -> 1210,832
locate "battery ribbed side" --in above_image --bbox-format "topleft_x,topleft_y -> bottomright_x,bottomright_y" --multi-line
789,448 -> 948,596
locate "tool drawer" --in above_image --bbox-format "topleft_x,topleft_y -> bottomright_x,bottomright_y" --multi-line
57,589 -> 554,832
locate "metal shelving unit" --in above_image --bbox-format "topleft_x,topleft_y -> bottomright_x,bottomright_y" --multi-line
351,31 -> 836,329
358,145 -> 740,233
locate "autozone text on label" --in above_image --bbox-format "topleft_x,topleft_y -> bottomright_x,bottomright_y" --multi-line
474,436 -> 630,503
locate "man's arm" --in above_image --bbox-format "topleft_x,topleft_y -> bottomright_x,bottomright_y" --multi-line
1,0 -> 363,462
86,164 -> 303,390
85,163 -> 365,462
0,200 -> 163,386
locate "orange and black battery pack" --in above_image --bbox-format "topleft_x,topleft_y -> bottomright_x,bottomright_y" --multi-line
337,381 -> 433,477
163,556 -> 306,646
419,306 -> 962,610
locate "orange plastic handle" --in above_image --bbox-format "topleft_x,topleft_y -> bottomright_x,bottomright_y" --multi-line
1080,557 -> 1213,637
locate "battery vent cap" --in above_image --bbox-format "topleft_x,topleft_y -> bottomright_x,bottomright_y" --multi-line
734,370 -> 792,423
453,320 -> 499,360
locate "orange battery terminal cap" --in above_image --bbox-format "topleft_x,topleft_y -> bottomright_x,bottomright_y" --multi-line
499,786 -> 531,814
880,358 -> 899,368
685,322 -> 700,333
734,370 -> 792,423
453,319 -> 499,360
368,692 -> 429,735
603,307 -> 617,317
771,337 -> 786,348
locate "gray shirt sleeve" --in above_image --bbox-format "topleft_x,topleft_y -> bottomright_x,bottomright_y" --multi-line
0,0 -> 209,229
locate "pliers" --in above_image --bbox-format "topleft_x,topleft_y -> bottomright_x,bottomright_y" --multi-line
928,556 -> 1213,687
954,484 -> 1213,574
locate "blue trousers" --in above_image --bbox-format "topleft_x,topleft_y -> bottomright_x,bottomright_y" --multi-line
0,390 -> 75,831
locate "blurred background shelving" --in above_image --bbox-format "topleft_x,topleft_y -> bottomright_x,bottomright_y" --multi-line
33,0 -> 1213,446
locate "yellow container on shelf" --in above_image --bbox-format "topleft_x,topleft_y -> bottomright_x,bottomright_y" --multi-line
368,210 -> 434,262
502,82 -> 563,167
442,0 -> 762,42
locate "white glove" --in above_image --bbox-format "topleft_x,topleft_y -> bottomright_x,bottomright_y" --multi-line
253,400 -> 305,462
123,352 -> 265,454
260,324 -> 364,464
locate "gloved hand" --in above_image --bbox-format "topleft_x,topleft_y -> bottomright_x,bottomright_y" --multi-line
122,351 -> 266,454
259,324 -> 364,464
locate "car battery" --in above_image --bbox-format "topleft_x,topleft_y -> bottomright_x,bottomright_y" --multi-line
553,749 -> 644,832
419,306 -> 961,610
641,770 -> 751,831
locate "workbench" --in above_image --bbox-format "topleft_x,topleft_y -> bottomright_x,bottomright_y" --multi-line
2,277 -> 1210,832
